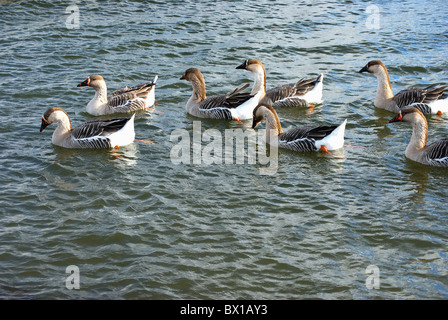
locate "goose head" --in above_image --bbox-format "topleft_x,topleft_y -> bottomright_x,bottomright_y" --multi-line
389,107 -> 425,124
40,107 -> 71,132
359,60 -> 387,75
236,59 -> 265,74
251,104 -> 266,129
180,68 -> 204,83
77,75 -> 106,89
251,102 -> 276,129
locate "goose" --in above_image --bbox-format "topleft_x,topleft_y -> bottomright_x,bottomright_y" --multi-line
389,107 -> 448,167
77,74 -> 157,116
180,68 -> 263,121
252,103 -> 346,153
40,107 -> 135,149
359,60 -> 448,114
236,59 -> 324,108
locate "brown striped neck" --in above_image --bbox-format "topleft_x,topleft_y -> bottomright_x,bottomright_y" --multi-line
361,60 -> 394,107
190,74 -> 207,102
373,62 -> 394,105
253,104 -> 283,137
181,68 -> 207,102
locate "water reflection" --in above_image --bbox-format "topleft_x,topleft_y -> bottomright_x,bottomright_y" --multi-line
49,142 -> 139,167
406,160 -> 430,192
109,142 -> 139,167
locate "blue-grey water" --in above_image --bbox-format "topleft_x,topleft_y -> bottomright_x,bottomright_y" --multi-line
1,0 -> 448,300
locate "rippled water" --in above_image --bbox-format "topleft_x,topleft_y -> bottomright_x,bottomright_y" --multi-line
1,0 -> 448,300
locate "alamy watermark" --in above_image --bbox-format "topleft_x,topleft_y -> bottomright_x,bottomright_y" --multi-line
365,5 -> 380,30
65,5 -> 80,29
64,263 -> 381,291
365,265 -> 380,289
66,265 -> 80,290
170,121 -> 278,175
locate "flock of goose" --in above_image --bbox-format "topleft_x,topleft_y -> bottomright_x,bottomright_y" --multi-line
40,59 -> 448,167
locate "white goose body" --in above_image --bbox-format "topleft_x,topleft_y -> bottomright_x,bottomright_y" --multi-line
252,104 -> 346,152
236,59 -> 323,108
359,60 -> 448,114
78,75 -> 157,116
389,107 -> 448,167
40,107 -> 135,149
180,68 -> 263,121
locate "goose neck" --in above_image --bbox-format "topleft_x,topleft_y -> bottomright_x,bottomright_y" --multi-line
93,82 -> 108,104
406,116 -> 428,158
52,114 -> 72,145
251,66 -> 266,95
374,66 -> 394,108
263,107 -> 282,142
190,76 -> 207,102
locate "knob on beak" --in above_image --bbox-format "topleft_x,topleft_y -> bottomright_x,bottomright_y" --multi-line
77,78 -> 90,87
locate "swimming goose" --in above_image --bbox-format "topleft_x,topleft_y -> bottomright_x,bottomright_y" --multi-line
180,68 -> 263,121
252,103 -> 346,153
40,107 -> 135,149
389,107 -> 448,167
77,74 -> 157,116
359,60 -> 448,114
236,59 -> 324,107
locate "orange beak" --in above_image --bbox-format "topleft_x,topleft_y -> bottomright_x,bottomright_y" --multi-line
77,77 -> 90,87
389,112 -> 402,123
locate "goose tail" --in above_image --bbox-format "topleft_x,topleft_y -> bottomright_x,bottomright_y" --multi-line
319,119 -> 347,151
109,114 -> 136,147
152,75 -> 158,85
302,73 -> 324,104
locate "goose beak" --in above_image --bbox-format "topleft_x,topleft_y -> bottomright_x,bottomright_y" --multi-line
40,117 -> 49,132
389,112 -> 403,123
77,78 -> 90,87
359,65 -> 368,73
251,119 -> 259,129
180,75 -> 186,80
236,61 -> 248,70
